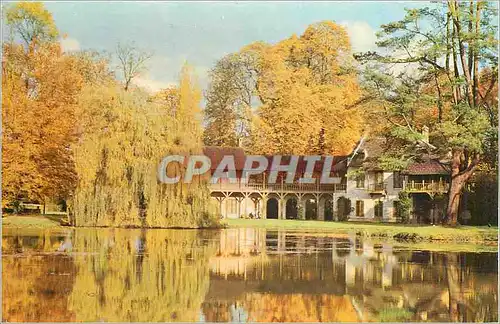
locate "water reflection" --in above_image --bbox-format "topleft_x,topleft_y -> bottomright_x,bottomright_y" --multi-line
2,228 -> 498,322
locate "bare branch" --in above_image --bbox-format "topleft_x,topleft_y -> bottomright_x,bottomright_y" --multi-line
115,42 -> 153,91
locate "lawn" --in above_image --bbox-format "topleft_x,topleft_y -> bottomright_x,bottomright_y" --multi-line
3,214 -> 497,247
2,214 -> 63,229
223,218 -> 498,244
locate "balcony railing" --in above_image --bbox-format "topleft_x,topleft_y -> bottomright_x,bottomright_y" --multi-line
405,180 -> 449,193
209,179 -> 346,193
368,183 -> 385,193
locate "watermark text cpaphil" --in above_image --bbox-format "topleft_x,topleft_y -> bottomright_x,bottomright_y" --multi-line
157,155 -> 341,184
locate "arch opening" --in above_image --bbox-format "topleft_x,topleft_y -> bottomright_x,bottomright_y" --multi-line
324,197 -> 333,221
285,197 -> 298,219
305,197 -> 317,220
266,198 -> 279,219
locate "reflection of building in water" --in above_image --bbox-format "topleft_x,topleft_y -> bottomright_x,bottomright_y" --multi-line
203,228 -> 498,322
210,228 -> 269,279
2,230 -> 497,323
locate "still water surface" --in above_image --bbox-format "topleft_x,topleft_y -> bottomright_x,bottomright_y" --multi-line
2,228 -> 498,322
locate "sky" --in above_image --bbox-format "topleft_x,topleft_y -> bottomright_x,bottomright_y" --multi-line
36,1 -> 436,92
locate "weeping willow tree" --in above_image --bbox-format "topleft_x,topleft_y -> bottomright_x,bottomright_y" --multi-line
71,65 -> 218,227
67,229 -> 217,321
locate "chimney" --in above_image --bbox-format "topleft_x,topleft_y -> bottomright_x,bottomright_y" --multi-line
422,125 -> 429,144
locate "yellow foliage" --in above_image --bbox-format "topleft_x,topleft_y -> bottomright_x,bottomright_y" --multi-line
5,1 -> 59,46
72,65 -> 218,227
67,229 -> 217,321
205,21 -> 363,154
248,21 -> 362,155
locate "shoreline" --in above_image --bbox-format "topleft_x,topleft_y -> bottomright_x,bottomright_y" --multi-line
223,219 -> 498,244
3,215 -> 498,247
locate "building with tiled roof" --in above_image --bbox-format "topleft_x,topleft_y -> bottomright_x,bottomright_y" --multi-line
203,131 -> 450,223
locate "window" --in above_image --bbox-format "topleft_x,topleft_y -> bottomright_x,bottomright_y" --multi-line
356,173 -> 365,188
393,171 -> 403,189
355,200 -> 364,217
375,200 -> 384,218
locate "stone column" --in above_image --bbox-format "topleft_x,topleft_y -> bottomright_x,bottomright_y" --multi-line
224,196 -> 229,219
261,196 -> 268,219
278,230 -> 285,253
298,195 -> 306,220
278,197 -> 283,220
382,262 -> 393,288
331,241 -> 338,260
237,197 -> 242,218
216,196 -> 226,219
243,194 -> 248,217
332,194 -> 337,221
345,259 -> 356,287
318,196 -> 325,221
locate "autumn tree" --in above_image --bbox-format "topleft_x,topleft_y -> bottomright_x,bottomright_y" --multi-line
203,52 -> 257,147
2,2 -> 87,208
72,64 -> 217,227
4,1 -> 58,49
115,42 -> 152,91
357,1 -> 498,225
204,21 -> 363,155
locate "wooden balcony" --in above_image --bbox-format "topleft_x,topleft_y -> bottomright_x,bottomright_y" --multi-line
209,180 -> 347,193
368,183 -> 385,194
405,180 -> 449,193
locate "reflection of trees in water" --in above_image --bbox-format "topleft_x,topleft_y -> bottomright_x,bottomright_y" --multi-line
444,253 -> 498,322
2,254 -> 77,322
2,229 -> 498,323
205,231 -> 498,322
245,293 -> 358,322
2,230 -> 67,254
67,229 -> 218,322
203,294 -> 358,322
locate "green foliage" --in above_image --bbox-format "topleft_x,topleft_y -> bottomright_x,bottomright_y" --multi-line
5,1 -> 58,46
390,126 -> 424,143
378,155 -> 411,171
396,191 -> 412,223
467,170 -> 498,226
203,53 -> 254,147
337,197 -> 351,221
377,307 -> 413,322
224,219 -> 498,245
436,107 -> 492,153
357,1 -> 498,224
346,168 -> 365,180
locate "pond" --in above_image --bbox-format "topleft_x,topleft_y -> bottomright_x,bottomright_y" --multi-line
2,227 -> 498,322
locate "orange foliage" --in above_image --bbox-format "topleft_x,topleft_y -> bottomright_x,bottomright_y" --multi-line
2,42 -> 84,204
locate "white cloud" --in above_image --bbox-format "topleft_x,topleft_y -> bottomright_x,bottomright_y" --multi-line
132,75 -> 175,93
340,21 -> 377,53
60,37 -> 81,52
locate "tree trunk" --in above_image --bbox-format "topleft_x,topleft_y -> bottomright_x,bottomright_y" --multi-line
472,1 -> 481,107
446,254 -> 461,322
446,150 -> 479,225
446,175 -> 464,225
450,0 -> 474,107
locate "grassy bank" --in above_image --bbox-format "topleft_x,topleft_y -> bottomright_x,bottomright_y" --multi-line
223,218 -> 498,244
3,215 -> 498,246
2,214 -> 64,229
